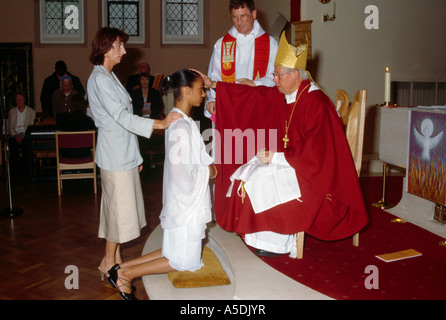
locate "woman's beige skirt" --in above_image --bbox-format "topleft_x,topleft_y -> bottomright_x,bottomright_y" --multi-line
98,167 -> 146,244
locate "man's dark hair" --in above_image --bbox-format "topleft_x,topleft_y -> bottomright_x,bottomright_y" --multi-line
14,91 -> 27,103
229,0 -> 255,13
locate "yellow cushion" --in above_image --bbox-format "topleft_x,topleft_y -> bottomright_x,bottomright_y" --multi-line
167,247 -> 231,288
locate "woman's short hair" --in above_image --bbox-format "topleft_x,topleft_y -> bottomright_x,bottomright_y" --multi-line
90,27 -> 129,65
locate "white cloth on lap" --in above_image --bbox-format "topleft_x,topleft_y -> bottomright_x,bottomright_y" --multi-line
226,154 -> 301,213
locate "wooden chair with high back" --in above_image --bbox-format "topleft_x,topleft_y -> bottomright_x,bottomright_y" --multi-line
295,90 -> 367,259
55,130 -> 97,196
335,89 -> 350,125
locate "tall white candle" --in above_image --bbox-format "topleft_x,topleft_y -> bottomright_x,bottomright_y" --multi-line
384,67 -> 391,103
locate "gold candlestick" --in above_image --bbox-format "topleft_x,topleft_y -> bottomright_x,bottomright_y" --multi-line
372,162 -> 393,209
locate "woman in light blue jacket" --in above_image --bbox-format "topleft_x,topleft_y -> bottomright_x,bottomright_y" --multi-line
87,27 -> 181,282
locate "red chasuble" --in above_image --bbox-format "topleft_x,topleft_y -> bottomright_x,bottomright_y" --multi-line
214,81 -> 369,241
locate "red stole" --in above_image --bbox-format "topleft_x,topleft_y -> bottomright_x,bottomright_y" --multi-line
221,33 -> 270,83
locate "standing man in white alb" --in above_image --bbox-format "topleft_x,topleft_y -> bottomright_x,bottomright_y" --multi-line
205,0 -> 278,117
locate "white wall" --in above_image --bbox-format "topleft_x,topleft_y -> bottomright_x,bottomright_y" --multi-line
228,0 -> 446,157
255,0 -> 290,33
257,0 -> 446,155
302,0 -> 446,154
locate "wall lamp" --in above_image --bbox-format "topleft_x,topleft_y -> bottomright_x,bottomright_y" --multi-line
321,0 -> 336,22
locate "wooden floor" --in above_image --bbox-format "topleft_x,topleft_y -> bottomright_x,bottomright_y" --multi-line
0,161 -> 164,300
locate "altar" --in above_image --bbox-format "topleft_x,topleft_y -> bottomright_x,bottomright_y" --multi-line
379,106 -> 446,238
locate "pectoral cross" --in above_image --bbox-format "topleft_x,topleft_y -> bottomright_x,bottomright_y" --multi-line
283,134 -> 289,149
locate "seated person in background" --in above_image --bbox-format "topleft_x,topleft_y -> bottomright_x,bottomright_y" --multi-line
52,75 -> 78,122
41,60 -> 85,118
57,93 -> 96,158
57,93 -> 95,131
126,62 -> 151,92
130,72 -> 164,119
7,91 -> 36,175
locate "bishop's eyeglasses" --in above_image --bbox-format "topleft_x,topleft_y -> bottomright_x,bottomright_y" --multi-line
272,72 -> 291,80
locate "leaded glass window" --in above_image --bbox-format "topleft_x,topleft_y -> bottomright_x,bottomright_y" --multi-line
102,0 -> 145,44
40,0 -> 84,44
162,0 -> 203,44
107,0 -> 140,37
166,0 -> 199,36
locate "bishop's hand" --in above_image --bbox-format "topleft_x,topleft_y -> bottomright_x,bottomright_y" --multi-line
189,69 -> 216,89
256,149 -> 275,164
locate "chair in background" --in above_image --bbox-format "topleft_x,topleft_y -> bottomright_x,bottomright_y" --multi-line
55,130 -> 97,196
33,143 -> 57,178
346,90 -> 367,177
295,90 -> 367,259
335,89 -> 350,125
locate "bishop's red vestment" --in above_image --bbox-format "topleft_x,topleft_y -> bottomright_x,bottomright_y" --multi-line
213,81 -> 369,241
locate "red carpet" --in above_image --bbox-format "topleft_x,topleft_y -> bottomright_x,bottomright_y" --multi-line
246,176 -> 446,300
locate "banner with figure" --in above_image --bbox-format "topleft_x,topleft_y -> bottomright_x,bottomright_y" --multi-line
408,110 -> 446,205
